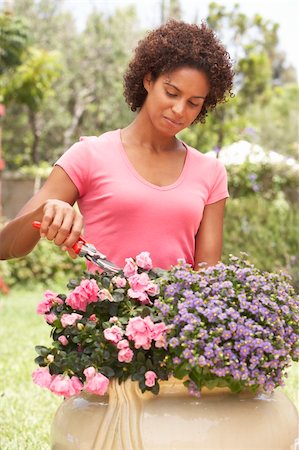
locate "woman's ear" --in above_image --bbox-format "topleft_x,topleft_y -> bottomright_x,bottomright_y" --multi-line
143,73 -> 152,92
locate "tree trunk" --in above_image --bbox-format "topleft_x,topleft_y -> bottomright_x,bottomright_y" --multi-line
63,88 -> 95,149
28,110 -> 42,165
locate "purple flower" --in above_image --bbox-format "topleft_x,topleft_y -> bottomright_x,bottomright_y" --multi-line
169,337 -> 179,348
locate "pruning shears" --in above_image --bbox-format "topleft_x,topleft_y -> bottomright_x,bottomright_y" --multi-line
32,221 -> 120,274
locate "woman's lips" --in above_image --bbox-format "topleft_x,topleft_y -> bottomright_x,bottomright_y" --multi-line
163,116 -> 183,127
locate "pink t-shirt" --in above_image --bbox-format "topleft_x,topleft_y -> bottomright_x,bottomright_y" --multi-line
55,129 -> 229,270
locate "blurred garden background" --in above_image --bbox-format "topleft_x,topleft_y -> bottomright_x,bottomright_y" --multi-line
0,0 -> 298,448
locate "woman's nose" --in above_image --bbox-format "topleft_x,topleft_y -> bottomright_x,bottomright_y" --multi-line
171,101 -> 185,116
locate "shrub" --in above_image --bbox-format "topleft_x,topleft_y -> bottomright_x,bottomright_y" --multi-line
0,239 -> 84,288
223,197 -> 298,290
227,162 -> 298,204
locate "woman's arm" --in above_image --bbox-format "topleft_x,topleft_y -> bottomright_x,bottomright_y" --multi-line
0,166 -> 83,260
194,198 -> 227,269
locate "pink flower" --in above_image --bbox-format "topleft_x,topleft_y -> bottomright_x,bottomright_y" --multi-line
50,375 -> 83,398
103,325 -> 123,344
145,370 -> 157,387
58,336 -> 69,346
84,367 -> 96,379
155,336 -> 166,348
112,276 -> 127,288
123,257 -> 138,277
136,251 -> 152,270
128,272 -> 150,292
36,290 -> 62,314
125,316 -> 154,350
109,316 -> 119,324
89,314 -> 97,322
66,279 -> 99,311
98,288 -> 114,302
32,367 -> 53,388
118,347 -> 134,363
61,313 -> 82,328
152,322 -> 167,341
45,313 -> 57,324
117,339 -> 130,349
83,368 -> 109,396
127,272 -> 158,303
127,289 -> 150,304
146,282 -> 160,296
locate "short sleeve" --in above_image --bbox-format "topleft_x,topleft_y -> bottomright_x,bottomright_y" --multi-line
206,158 -> 229,205
55,137 -> 92,197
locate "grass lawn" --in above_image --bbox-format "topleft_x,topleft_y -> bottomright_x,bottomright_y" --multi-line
0,286 -> 298,449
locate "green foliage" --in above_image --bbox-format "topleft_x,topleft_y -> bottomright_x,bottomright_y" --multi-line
246,84 -> 299,159
227,162 -> 299,203
184,2 -> 298,151
0,239 -> 85,288
0,13 -> 29,75
223,197 -> 299,290
179,96 -> 248,152
3,47 -> 62,111
1,2 -> 298,169
2,4 -> 140,168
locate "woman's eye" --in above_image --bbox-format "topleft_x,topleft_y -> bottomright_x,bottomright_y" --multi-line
166,91 -> 177,97
189,101 -> 200,108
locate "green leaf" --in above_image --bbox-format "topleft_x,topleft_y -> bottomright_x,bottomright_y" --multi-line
112,291 -> 124,302
131,373 -> 142,382
137,352 -> 146,363
139,379 -> 146,392
35,345 -> 49,357
100,366 -> 115,378
34,356 -> 46,366
109,304 -> 118,316
151,383 -> 160,395
67,279 -> 80,289
173,362 -> 189,379
205,379 -> 219,390
228,380 -> 242,393
141,307 -> 151,318
138,366 -> 146,375
101,277 -> 111,289
145,359 -> 154,370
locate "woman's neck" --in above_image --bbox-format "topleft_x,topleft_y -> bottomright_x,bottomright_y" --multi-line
122,112 -> 181,154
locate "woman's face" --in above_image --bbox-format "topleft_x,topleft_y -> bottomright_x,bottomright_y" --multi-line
142,66 -> 209,136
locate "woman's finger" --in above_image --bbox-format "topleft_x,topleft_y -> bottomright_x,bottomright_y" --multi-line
63,214 -> 84,249
40,202 -> 56,237
53,211 -> 76,246
47,210 -> 66,242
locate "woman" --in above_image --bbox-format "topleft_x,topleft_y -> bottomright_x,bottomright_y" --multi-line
0,20 -> 234,270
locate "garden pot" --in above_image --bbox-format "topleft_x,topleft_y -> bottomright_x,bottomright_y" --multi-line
51,377 -> 298,450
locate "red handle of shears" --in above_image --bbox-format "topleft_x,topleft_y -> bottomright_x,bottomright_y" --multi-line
32,221 -> 86,254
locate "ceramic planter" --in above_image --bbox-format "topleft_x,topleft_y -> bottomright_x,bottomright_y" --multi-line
51,377 -> 298,450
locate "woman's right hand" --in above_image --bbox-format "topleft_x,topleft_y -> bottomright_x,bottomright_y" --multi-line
39,199 -> 84,257
0,166 -> 81,260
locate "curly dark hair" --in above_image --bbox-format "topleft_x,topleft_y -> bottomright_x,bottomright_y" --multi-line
123,20 -> 234,124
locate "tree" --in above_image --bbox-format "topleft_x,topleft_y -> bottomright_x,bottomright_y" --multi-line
0,12 -> 29,76
246,83 -> 299,158
3,47 -> 61,163
3,2 -> 141,168
1,1 -> 298,168
182,2 -> 297,153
